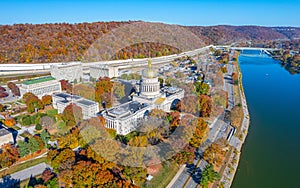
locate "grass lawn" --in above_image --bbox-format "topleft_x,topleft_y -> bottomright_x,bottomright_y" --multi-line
147,161 -> 179,188
0,157 -> 47,178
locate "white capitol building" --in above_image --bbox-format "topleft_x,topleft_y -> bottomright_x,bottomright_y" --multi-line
102,59 -> 184,135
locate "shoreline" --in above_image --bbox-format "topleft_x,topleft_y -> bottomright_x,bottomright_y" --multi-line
219,58 -> 250,188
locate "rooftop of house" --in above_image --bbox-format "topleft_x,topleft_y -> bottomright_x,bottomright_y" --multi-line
23,76 -> 56,85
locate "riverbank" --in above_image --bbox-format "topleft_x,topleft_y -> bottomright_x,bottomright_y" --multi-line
218,58 -> 250,188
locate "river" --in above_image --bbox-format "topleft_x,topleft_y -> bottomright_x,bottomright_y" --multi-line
231,51 -> 300,188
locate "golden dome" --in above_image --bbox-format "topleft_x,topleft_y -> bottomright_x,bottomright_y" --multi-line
142,58 -> 157,78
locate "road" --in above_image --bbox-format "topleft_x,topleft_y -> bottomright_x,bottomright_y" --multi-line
169,56 -> 236,188
0,45 -> 213,76
0,162 -> 51,187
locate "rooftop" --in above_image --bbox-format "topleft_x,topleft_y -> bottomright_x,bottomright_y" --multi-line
0,127 -> 11,136
76,99 -> 97,106
23,76 -> 56,85
107,101 -> 147,118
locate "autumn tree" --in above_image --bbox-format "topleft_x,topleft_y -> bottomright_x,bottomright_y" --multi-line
189,118 -> 209,148
203,139 -> 228,167
0,144 -> 19,168
4,118 -> 16,127
198,94 -> 212,117
181,95 -> 199,115
62,103 -> 83,127
42,95 -> 52,106
7,82 -> 20,96
22,92 -> 43,113
229,104 -> 244,127
232,72 -> 239,85
0,104 -> 4,112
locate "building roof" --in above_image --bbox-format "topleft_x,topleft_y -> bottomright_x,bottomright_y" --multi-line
106,101 -> 147,118
0,127 -> 11,136
76,99 -> 97,106
154,97 -> 166,105
23,76 -> 56,85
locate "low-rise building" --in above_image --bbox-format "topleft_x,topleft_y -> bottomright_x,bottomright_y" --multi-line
19,76 -> 61,98
90,65 -> 119,79
50,62 -> 83,82
102,101 -> 150,135
0,127 -> 13,146
52,93 -> 99,119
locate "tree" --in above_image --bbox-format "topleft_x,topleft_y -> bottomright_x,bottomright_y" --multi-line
0,144 -> 19,168
41,168 -> 55,183
189,118 -> 209,148
62,103 -> 83,127
23,92 -> 43,113
203,139 -> 228,167
35,124 -> 42,130
28,137 -> 40,153
40,130 -> 50,148
198,95 -> 212,117
200,164 -> 220,188
0,103 -> 4,112
232,72 -> 239,85
229,105 -> 244,127
194,82 -> 210,95
4,118 -> 16,127
42,95 -> 52,106
113,82 -> 125,99
18,140 -> 30,157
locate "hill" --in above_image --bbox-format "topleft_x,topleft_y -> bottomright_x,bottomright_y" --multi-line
0,21 -> 300,64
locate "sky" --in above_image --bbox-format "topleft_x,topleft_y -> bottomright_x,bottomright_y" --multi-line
0,0 -> 299,27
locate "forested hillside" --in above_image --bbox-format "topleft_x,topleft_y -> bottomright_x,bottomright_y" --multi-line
1,21 -> 299,64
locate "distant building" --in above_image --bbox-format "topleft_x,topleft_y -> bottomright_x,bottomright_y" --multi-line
90,65 -> 119,79
0,127 -> 13,146
50,62 -> 83,82
19,76 -> 61,98
52,93 -> 99,120
101,58 -> 184,135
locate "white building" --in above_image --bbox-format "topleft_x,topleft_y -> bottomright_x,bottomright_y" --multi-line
19,76 -> 61,98
0,127 -> 13,146
50,62 -> 83,82
52,93 -> 99,120
90,65 -> 119,79
102,58 -> 184,135
102,101 -> 151,135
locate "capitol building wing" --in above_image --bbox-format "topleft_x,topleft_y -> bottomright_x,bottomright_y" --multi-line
102,58 -> 184,135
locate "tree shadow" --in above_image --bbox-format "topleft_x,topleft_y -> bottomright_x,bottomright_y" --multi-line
0,175 -> 20,188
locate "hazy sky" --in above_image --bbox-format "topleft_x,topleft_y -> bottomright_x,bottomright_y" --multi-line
1,0 -> 299,26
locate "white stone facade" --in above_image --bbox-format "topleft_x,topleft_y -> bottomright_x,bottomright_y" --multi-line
52,93 -> 99,120
50,62 -> 83,82
0,128 -> 13,146
101,59 -> 184,135
102,101 -> 151,135
90,66 -> 119,79
19,76 -> 62,98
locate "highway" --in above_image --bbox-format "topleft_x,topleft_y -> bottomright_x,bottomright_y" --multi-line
0,45 -> 213,76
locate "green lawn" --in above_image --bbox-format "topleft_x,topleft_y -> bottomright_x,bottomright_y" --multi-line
147,161 -> 179,188
0,157 -> 47,178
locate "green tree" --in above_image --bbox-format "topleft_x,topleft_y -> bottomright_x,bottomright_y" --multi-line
40,130 -> 50,148
194,82 -> 210,95
18,140 -> 30,157
29,137 -> 40,153
200,164 -> 220,188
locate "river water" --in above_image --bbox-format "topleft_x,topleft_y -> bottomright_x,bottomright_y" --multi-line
231,51 -> 300,188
